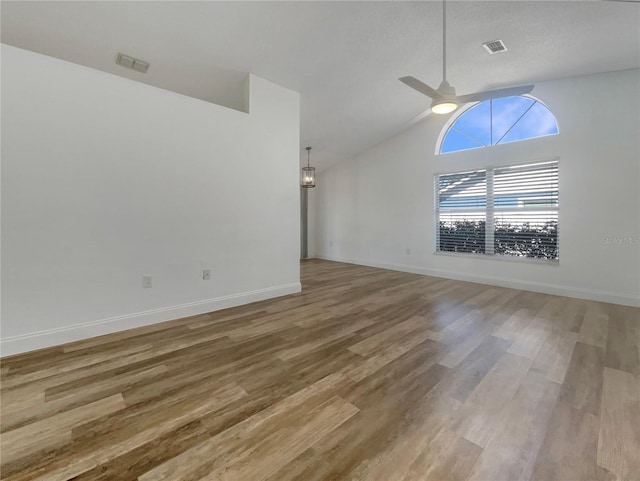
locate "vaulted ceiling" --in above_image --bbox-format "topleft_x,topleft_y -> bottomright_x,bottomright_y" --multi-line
2,1 -> 639,170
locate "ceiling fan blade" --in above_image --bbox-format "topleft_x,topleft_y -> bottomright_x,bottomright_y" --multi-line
457,84 -> 534,104
399,76 -> 442,99
407,108 -> 432,126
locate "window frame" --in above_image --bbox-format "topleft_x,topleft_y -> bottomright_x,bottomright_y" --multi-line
435,95 -> 559,156
433,158 -> 560,264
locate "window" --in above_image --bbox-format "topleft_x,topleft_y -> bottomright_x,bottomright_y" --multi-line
440,96 -> 558,154
435,160 -> 558,260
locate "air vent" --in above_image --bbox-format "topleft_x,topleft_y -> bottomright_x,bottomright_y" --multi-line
116,53 -> 150,73
482,40 -> 508,55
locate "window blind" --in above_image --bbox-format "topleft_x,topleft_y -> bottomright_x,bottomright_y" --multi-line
436,160 -> 558,260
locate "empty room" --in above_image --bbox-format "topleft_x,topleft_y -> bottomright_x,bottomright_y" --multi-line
1,1 -> 639,480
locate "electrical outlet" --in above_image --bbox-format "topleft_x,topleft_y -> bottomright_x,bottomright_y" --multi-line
406,248 -> 411,255
330,240 -> 334,247
203,269 -> 211,280
143,275 -> 152,288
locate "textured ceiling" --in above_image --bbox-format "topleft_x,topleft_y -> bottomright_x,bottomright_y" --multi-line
2,1 -> 640,170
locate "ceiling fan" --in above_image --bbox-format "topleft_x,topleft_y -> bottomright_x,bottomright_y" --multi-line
399,0 -> 534,115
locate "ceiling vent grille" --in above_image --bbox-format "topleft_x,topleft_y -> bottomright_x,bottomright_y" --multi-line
116,53 -> 150,73
482,40 -> 508,55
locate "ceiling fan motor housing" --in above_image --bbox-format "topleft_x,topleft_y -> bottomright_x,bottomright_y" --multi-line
437,80 -> 456,97
431,80 -> 458,114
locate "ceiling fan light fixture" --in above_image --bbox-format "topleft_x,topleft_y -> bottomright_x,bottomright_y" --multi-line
431,99 -> 458,114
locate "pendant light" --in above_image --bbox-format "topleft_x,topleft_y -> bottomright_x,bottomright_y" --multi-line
301,146 -> 316,188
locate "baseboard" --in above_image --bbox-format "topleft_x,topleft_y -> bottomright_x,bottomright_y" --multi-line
0,282 -> 301,357
316,254 -> 640,308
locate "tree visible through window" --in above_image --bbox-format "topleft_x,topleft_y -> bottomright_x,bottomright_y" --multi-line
440,96 -> 558,154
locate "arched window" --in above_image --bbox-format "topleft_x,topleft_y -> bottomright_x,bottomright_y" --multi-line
440,96 -> 558,154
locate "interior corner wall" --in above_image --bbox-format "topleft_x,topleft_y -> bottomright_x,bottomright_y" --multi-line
1,44 -> 301,355
314,68 -> 640,307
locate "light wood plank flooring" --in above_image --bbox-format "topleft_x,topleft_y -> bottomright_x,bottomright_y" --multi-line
1,259 -> 639,481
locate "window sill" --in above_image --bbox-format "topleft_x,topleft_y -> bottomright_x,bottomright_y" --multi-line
434,251 -> 559,266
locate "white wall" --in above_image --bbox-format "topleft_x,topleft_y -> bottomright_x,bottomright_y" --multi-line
1,45 -> 301,355
314,68 -> 640,307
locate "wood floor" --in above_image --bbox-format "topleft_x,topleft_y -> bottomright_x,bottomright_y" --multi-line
1,259 -> 639,481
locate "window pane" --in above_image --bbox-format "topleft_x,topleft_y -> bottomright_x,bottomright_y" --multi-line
491,96 -> 535,144
493,161 -> 559,259
439,215 -> 486,254
439,95 -> 558,154
494,213 -> 558,259
437,170 -> 487,254
438,170 -> 487,209
441,127 -> 484,154
494,162 -> 558,208
498,102 -> 558,145
450,100 -> 491,146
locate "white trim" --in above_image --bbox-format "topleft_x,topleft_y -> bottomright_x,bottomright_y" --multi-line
315,255 -> 639,308
0,282 -> 301,357
433,251 -> 559,266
